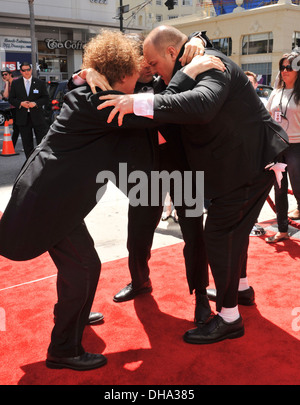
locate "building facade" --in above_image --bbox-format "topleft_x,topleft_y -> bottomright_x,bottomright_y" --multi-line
0,0 -> 134,82
157,0 -> 300,85
1,0 -> 299,87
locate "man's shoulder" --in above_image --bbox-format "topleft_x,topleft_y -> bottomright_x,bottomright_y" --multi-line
33,77 -> 47,86
11,76 -> 22,86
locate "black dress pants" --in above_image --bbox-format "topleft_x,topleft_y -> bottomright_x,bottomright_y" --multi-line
127,142 -> 208,295
47,221 -> 101,358
19,113 -> 48,158
10,108 -> 20,147
205,170 -> 274,312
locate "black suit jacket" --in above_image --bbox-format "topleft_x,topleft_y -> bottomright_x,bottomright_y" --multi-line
0,85 -> 158,261
9,76 -> 49,126
153,48 -> 289,199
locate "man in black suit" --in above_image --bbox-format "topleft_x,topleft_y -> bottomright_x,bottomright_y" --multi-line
74,32 -> 223,325
9,62 -> 49,158
0,31 -> 160,371
97,25 -> 289,344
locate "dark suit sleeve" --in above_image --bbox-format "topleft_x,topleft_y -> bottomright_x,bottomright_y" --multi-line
90,92 -> 159,130
189,31 -> 213,48
35,80 -> 49,109
8,80 -> 21,109
153,69 -> 230,124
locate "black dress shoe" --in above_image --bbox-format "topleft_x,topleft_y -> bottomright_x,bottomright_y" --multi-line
184,314 -> 244,345
194,293 -> 214,324
113,280 -> 152,302
54,312 -> 104,325
206,286 -> 255,306
88,312 -> 104,325
46,352 -> 107,371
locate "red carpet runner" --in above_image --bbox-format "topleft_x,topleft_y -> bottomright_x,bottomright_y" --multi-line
0,235 -> 300,385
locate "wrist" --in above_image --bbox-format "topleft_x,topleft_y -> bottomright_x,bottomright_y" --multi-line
182,65 -> 199,80
193,33 -> 206,47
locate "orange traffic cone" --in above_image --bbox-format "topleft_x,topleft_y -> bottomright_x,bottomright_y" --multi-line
0,120 -> 19,157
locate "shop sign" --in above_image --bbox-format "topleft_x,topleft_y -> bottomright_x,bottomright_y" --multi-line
0,37 -> 31,52
90,0 -> 108,4
44,39 -> 85,51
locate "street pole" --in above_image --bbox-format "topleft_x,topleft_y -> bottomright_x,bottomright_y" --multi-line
28,0 -> 37,76
119,0 -> 124,32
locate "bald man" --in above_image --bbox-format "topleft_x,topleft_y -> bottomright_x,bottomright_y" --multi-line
97,25 -> 289,345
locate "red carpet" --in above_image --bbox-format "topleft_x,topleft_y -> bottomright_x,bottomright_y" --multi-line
0,233 -> 300,386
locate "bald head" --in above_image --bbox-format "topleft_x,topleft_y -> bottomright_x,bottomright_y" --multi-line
143,25 -> 187,84
145,25 -> 187,55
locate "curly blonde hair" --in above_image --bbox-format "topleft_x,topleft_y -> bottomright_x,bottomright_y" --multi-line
82,30 -> 141,86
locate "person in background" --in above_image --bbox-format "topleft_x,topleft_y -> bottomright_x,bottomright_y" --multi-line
1,68 -> 20,146
245,70 -> 268,106
9,62 -> 49,158
244,70 -> 267,237
265,49 -> 300,242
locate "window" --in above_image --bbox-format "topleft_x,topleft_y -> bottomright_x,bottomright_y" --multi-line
38,40 -> 67,74
182,0 -> 193,5
156,14 -> 163,22
242,33 -> 273,55
212,37 -> 232,56
241,62 -> 272,86
156,0 -> 162,4
292,32 -> 300,49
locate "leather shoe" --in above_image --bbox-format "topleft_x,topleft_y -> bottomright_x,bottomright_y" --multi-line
88,312 -> 104,324
54,312 -> 104,326
184,314 -> 244,344
194,293 -> 214,324
288,209 -> 300,220
113,279 -> 152,302
265,233 -> 289,243
206,286 -> 255,306
46,352 -> 107,371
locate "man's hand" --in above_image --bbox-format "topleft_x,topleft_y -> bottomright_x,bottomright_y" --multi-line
183,54 -> 226,79
98,94 -> 135,126
20,101 -> 30,109
28,102 -> 37,108
179,36 -> 205,66
79,68 -> 112,94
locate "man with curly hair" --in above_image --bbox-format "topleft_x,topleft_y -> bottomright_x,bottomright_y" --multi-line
0,30 -> 157,371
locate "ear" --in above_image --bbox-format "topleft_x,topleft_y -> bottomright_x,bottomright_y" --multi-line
166,46 -> 178,61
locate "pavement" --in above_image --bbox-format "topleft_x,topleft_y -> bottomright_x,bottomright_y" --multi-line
0,124 -> 299,266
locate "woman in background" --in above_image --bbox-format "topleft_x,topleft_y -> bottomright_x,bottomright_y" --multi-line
265,49 -> 300,243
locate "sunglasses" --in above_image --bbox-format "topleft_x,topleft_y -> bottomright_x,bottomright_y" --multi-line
280,65 -> 294,72
1,73 -> 8,77
21,68 -> 31,72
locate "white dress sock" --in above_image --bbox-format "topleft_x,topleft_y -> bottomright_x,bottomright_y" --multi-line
218,306 -> 240,323
238,277 -> 249,291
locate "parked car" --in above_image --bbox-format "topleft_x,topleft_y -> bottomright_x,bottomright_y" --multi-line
256,84 -> 273,100
0,99 -> 12,126
44,80 -> 69,125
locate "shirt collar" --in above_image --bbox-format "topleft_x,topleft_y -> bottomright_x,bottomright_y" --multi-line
23,77 -> 32,84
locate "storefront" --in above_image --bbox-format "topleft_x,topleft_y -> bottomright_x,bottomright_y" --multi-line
0,0 -> 123,84
160,1 -> 300,86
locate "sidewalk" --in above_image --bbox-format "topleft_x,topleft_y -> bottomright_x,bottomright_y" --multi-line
1,125 -> 299,266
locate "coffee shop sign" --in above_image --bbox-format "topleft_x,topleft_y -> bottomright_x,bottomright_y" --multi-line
45,39 -> 85,50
